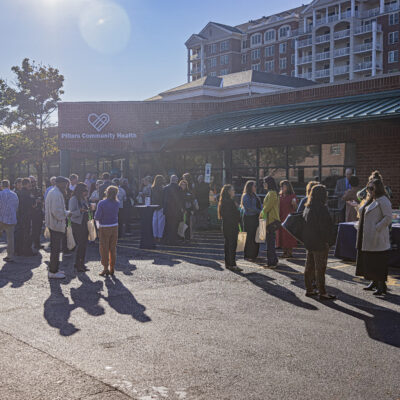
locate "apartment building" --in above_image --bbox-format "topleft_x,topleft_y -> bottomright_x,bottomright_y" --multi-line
185,0 -> 400,83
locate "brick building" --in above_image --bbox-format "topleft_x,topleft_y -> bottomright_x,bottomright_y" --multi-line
56,74 -> 400,206
186,0 -> 400,84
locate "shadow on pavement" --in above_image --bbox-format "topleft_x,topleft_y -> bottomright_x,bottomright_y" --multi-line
0,255 -> 42,289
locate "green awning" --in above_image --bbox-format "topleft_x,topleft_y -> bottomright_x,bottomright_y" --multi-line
146,90 -> 400,141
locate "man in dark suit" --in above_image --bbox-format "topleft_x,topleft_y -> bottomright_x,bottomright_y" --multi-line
334,168 -> 353,221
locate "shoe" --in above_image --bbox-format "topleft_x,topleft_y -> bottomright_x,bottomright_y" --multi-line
305,290 -> 319,297
3,257 -> 14,263
363,281 -> 376,291
226,266 -> 243,272
48,271 -> 65,279
373,282 -> 386,296
319,293 -> 336,300
99,270 -> 110,277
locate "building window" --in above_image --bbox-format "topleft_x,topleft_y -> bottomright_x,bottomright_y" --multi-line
220,54 -> 229,65
251,63 -> 261,71
389,12 -> 399,25
388,31 -> 399,44
264,29 -> 276,42
265,60 -> 274,72
265,45 -> 274,57
279,25 -> 290,39
220,40 -> 229,52
212,43 -> 218,54
388,50 -> 399,63
251,33 -> 262,47
279,42 -> 287,54
209,71 -> 217,77
251,48 -> 260,60
330,144 -> 341,155
242,40 -> 248,49
279,57 -> 287,69
220,69 -> 229,75
241,54 -> 248,64
210,57 -> 217,68
291,54 -> 295,65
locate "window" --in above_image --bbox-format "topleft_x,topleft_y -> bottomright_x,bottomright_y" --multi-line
330,144 -> 341,155
220,40 -> 229,51
264,29 -> 276,42
241,54 -> 248,64
220,69 -> 229,75
265,45 -> 274,57
251,63 -> 261,71
279,25 -> 290,39
220,54 -> 229,65
265,60 -> 275,72
389,12 -> 399,25
251,48 -> 260,60
279,42 -> 287,54
388,31 -> 399,44
388,50 -> 399,63
209,71 -> 217,77
251,33 -> 262,47
242,40 -> 248,49
210,57 -> 217,68
279,57 -> 287,69
210,43 -> 217,54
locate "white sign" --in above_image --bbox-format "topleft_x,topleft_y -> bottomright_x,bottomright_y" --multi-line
61,132 -> 137,140
204,163 -> 212,183
88,113 -> 110,132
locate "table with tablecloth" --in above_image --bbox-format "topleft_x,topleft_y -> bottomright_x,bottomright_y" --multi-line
334,222 -> 400,267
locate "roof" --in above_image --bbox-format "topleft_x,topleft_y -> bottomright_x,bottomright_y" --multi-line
152,70 -> 315,99
211,22 -> 244,34
146,90 -> 400,140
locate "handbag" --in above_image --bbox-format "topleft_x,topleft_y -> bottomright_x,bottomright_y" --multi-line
87,211 -> 97,241
255,219 -> 266,243
282,212 -> 305,243
236,224 -> 247,252
66,219 -> 76,250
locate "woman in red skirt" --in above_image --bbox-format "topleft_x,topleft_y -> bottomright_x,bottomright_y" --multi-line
277,180 -> 298,258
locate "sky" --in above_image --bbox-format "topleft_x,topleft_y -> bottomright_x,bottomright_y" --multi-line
0,0 -> 301,103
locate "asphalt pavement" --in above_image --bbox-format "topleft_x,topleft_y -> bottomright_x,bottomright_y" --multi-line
0,230 -> 399,400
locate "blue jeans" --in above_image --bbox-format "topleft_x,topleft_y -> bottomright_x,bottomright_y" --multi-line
266,231 -> 278,266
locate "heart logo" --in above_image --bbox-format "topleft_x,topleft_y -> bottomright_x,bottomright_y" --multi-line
88,113 -> 110,132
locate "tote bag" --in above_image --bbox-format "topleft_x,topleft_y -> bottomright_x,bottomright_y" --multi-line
66,220 -> 76,250
236,224 -> 247,253
255,219 -> 267,243
87,211 -> 97,241
282,212 -> 305,244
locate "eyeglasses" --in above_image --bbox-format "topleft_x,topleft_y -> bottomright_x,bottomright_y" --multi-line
367,186 -> 375,192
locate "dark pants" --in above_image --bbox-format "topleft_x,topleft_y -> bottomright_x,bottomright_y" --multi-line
49,229 -> 65,273
224,231 -> 238,267
164,212 -> 180,244
266,230 -> 278,266
243,215 -> 260,259
305,247 -> 329,295
71,222 -> 89,268
15,218 -> 32,256
31,210 -> 43,249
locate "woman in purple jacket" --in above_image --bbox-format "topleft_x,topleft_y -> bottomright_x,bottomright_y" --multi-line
94,186 -> 120,276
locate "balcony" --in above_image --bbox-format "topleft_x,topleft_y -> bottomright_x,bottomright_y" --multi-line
299,72 -> 312,79
334,29 -> 350,40
354,24 -> 382,35
315,18 -> 326,26
190,68 -> 201,75
291,26 -> 312,37
298,37 -> 313,48
354,43 -> 381,53
315,69 -> 330,78
316,33 -> 330,44
354,61 -> 375,71
328,14 -> 340,23
298,55 -> 313,64
340,10 -> 352,19
385,2 -> 400,12
316,51 -> 331,61
334,65 -> 350,75
361,7 -> 380,18
190,53 -> 201,61
334,47 -> 350,57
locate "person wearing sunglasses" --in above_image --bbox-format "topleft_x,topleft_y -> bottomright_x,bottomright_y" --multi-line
355,179 -> 392,296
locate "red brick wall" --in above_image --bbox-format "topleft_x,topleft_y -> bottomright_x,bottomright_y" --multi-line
378,13 -> 400,73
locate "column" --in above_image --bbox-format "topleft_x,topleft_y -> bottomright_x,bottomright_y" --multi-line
303,17 -> 307,33
295,39 -> 299,77
187,48 -> 191,83
200,44 -> 205,78
330,33 -> 334,83
349,21 -> 354,80
313,9 -> 317,27
351,0 -> 355,17
380,0 -> 385,14
338,3 -> 341,20
326,6 -> 329,23
60,150 -> 71,177
372,21 -> 377,76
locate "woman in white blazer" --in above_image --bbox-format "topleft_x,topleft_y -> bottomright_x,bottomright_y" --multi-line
356,179 -> 392,295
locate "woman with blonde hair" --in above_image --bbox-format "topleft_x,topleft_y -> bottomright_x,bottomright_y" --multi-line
94,185 -> 120,276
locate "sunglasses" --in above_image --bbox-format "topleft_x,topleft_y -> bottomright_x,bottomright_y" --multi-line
367,186 -> 375,192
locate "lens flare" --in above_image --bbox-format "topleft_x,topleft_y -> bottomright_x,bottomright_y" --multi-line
79,1 -> 131,54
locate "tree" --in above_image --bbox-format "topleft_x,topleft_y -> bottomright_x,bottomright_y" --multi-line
5,58 -> 64,188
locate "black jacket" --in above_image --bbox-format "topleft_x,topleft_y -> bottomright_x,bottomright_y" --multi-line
163,183 -> 183,216
151,186 -> 164,210
194,182 -> 210,210
303,203 -> 335,251
220,199 -> 241,236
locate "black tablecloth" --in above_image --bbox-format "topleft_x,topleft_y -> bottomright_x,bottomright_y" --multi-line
135,205 -> 159,249
334,222 -> 400,267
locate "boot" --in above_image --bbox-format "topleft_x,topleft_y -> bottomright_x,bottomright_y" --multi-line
373,281 -> 386,296
363,281 -> 376,291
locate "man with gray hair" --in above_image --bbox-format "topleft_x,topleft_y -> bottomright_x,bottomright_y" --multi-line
163,175 -> 183,245
0,180 -> 19,262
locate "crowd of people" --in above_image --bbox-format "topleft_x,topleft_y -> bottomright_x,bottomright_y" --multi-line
0,168 -> 394,298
